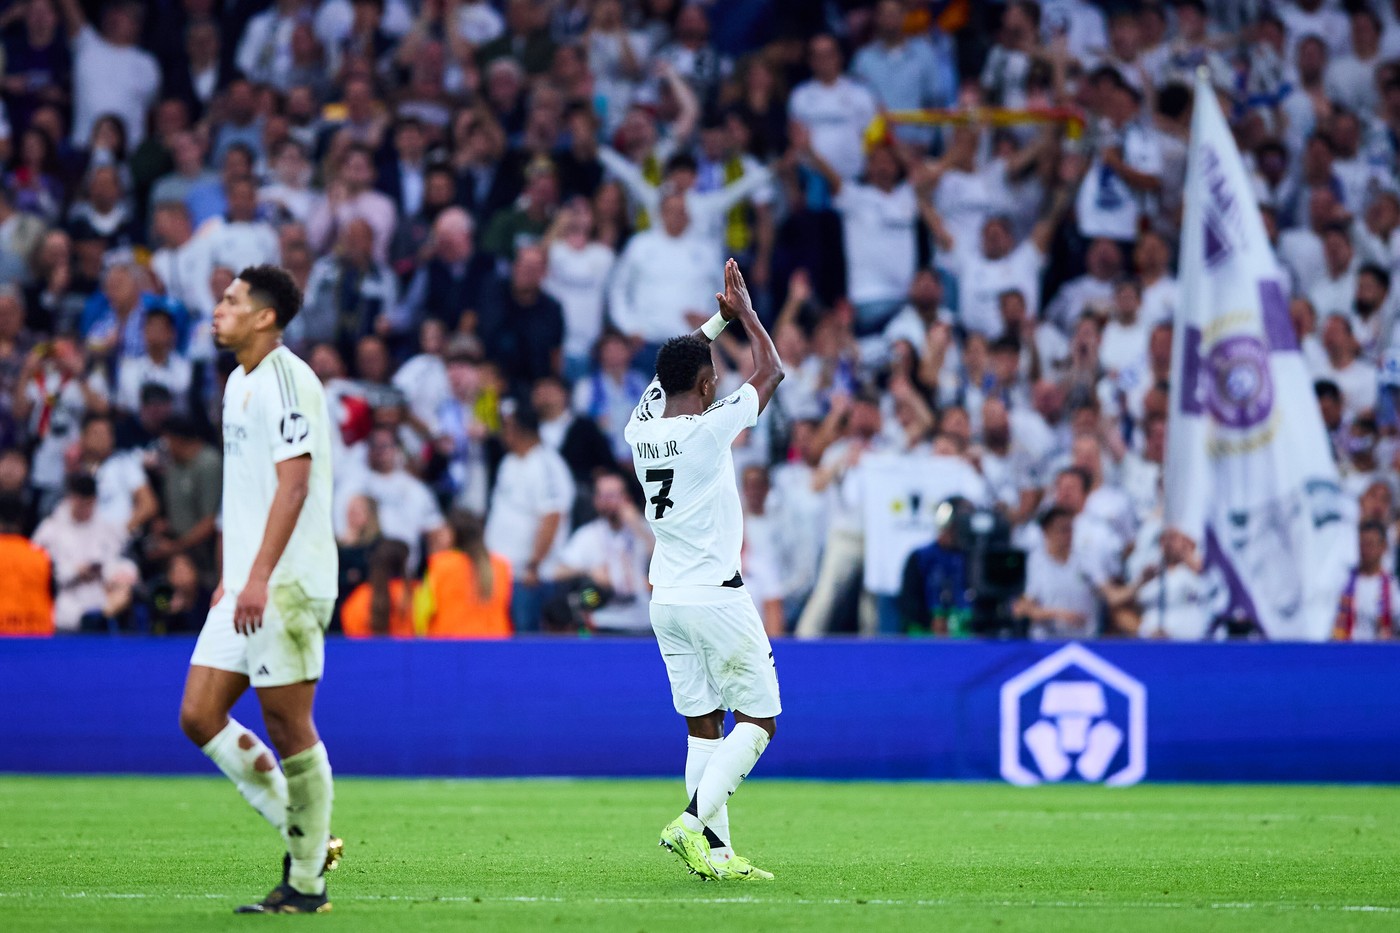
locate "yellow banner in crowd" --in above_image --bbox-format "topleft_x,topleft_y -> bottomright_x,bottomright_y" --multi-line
865,107 -> 1086,150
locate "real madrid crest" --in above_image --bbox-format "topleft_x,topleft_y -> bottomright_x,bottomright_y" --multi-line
1204,335 -> 1273,429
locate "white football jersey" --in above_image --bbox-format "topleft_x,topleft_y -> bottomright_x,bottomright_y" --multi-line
625,379 -> 759,588
220,345 -> 338,599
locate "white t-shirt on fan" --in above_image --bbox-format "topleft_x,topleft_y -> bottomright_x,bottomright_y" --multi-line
484,443 -> 575,575
71,26 -> 160,147
1075,121 -> 1163,242
788,76 -> 878,181
337,467 -> 445,573
833,181 -> 918,305
948,240 -> 1047,338
544,240 -> 617,359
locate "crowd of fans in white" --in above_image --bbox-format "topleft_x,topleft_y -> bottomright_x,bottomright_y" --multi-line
1,0 -> 1398,641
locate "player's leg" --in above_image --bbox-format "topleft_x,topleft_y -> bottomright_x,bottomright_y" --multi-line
180,597 -> 289,832
652,601 -> 723,879
687,593 -> 782,880
683,710 -> 732,859
258,681 -> 333,896
685,711 -> 775,838
236,586 -> 336,914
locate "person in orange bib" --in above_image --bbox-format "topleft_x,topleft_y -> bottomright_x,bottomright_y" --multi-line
0,494 -> 54,636
340,539 -> 417,638
414,509 -> 513,639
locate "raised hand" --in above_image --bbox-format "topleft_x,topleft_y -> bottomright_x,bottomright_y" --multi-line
715,259 -> 743,321
722,258 -> 753,320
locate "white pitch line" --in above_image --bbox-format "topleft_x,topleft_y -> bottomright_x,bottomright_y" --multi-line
0,892 -> 1397,913
962,810 -> 1382,824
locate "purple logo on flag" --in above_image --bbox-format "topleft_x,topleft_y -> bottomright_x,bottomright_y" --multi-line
1201,146 -> 1239,269
1205,336 -> 1273,428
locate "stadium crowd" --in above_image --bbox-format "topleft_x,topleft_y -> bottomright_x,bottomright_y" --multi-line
0,0 -> 1398,641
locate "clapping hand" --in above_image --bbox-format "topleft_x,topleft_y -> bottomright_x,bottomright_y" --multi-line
714,258 -> 752,322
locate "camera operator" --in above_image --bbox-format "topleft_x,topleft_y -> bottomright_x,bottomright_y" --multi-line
897,497 -> 1028,637
896,501 -> 970,635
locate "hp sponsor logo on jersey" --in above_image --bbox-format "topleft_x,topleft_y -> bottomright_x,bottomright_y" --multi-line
280,412 -> 309,444
999,644 -> 1146,786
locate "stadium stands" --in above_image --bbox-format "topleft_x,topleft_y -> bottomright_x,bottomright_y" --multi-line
0,0 -> 1397,642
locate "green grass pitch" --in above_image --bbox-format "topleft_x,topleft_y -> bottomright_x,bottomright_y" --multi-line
1,777 -> 1398,932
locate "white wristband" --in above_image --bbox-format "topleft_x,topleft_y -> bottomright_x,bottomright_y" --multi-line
700,312 -> 729,341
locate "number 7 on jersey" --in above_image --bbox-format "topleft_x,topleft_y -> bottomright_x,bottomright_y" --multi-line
645,468 -> 676,519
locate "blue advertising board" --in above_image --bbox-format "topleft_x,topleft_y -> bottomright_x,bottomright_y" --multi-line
1,639 -> 1397,783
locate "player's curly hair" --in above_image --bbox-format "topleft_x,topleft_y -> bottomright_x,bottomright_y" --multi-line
238,264 -> 303,330
655,334 -> 713,396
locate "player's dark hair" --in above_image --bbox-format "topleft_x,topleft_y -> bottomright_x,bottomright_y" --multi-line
1314,379 -> 1341,403
1039,505 -> 1075,529
447,509 -> 494,601
655,334 -> 713,396
238,264 -> 302,329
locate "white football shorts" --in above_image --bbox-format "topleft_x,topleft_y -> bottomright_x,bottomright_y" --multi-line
650,584 -> 782,718
190,582 -> 334,688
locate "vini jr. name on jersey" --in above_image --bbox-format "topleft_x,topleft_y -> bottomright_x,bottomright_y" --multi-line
635,440 -> 681,460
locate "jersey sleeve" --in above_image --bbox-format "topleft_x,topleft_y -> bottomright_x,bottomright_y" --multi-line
264,355 -> 317,463
700,383 -> 760,446
623,378 -> 665,442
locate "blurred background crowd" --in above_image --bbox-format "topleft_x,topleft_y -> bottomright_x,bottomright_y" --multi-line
0,0 -> 1397,641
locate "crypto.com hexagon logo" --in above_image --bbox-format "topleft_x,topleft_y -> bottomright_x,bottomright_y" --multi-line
999,644 -> 1146,786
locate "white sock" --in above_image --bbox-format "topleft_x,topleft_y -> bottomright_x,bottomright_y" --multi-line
282,742 -> 333,896
690,723 -> 769,830
201,719 -> 287,832
684,735 -> 732,860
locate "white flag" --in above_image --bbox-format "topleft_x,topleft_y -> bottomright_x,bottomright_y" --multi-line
1165,70 -> 1355,641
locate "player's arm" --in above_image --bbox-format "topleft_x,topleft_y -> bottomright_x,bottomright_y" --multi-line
690,294 -> 738,344
233,455 -> 312,635
716,258 -> 784,413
